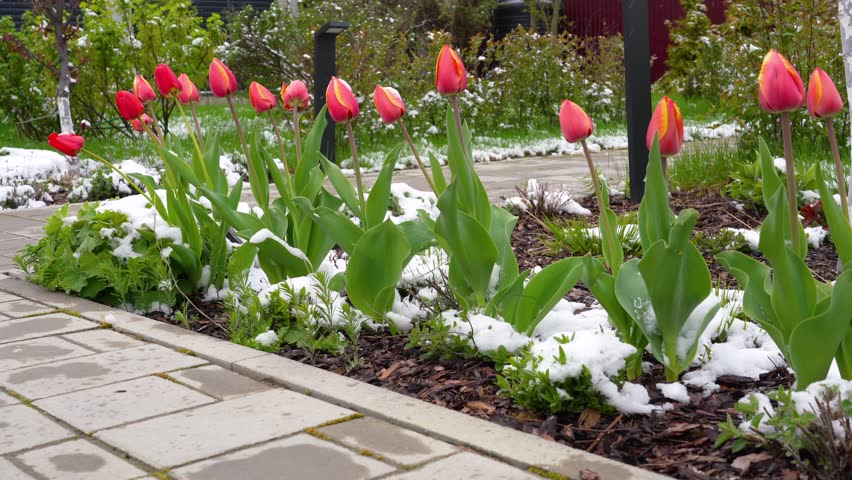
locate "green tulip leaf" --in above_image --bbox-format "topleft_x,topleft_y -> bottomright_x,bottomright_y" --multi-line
638,135 -> 674,252
346,221 -> 411,320
366,144 -> 403,229
816,166 -> 852,265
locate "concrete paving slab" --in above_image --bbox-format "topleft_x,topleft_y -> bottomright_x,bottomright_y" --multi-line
0,404 -> 74,454
15,439 -> 146,480
0,391 -> 19,406
0,299 -> 55,318
0,457 -> 35,479
0,336 -> 94,372
97,389 -> 354,468
168,365 -> 270,400
0,291 -> 22,303
171,434 -> 395,480
384,451 -> 540,479
61,329 -> 145,352
35,375 -> 216,432
318,417 -> 457,467
0,344 -> 206,400
0,314 -> 96,345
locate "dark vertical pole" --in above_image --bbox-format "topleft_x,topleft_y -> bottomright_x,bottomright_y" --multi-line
314,33 -> 337,162
621,0 -> 652,202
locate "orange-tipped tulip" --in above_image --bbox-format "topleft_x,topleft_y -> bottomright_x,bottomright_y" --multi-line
154,64 -> 181,98
283,80 -> 310,112
116,90 -> 145,120
249,81 -> 277,113
208,58 -> 238,97
759,49 -> 805,113
133,75 -> 157,104
326,77 -> 359,123
373,85 -> 406,124
558,100 -> 594,143
646,96 -> 684,156
48,132 -> 85,156
177,74 -> 200,105
435,45 -> 468,95
807,68 -> 844,118
131,114 -> 153,132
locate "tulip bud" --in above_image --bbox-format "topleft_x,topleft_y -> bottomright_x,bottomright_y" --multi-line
154,64 -> 182,98
116,90 -> 145,120
249,81 -> 277,113
177,74 -> 200,105
133,75 -> 157,104
372,85 -> 406,124
326,77 -> 359,123
208,58 -> 238,97
48,132 -> 85,157
759,49 -> 805,113
646,96 -> 684,156
558,100 -> 594,143
283,80 -> 310,112
280,82 -> 288,104
131,114 -> 153,132
807,68 -> 844,118
435,45 -> 468,95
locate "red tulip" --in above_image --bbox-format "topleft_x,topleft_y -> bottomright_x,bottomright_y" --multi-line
116,90 -> 145,120
759,49 -> 805,113
177,74 -> 200,105
373,85 -> 406,124
283,80 -> 310,112
154,64 -> 181,98
558,100 -> 594,143
48,132 -> 85,156
646,96 -> 684,156
208,58 -> 238,97
807,68 -> 844,118
133,75 -> 157,104
326,77 -> 359,123
249,81 -> 277,113
130,114 -> 153,132
435,45 -> 468,95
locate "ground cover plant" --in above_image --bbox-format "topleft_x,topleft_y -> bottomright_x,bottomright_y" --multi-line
14,25 -> 852,480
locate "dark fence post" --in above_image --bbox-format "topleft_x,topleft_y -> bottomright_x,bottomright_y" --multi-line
314,22 -> 349,163
621,0 -> 652,202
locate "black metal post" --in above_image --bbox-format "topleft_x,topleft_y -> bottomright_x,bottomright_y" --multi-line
621,0 -> 652,202
314,21 -> 349,163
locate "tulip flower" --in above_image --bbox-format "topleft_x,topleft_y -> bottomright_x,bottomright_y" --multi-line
559,100 -> 594,143
177,74 -> 200,105
435,45 -> 467,96
808,68 -> 849,221
326,77 -> 360,123
759,50 -> 806,252
283,80 -> 310,112
130,114 -> 153,132
279,82 -> 288,103
154,64 -> 182,98
646,96 -> 684,157
48,132 -> 84,157
116,90 -> 145,120
208,58 -> 238,98
133,75 -> 157,104
249,81 -> 277,113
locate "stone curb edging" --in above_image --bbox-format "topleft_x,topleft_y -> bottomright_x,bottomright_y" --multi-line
0,271 -> 668,480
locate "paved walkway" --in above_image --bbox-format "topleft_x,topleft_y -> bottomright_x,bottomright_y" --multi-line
0,154 -> 668,479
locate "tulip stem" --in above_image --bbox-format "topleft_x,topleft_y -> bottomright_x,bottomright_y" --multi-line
175,101 -> 212,187
582,139 -> 618,276
451,95 -> 470,165
825,119 -> 850,222
345,121 -> 367,215
226,94 -> 251,168
189,104 -> 204,151
146,103 -> 164,140
267,110 -> 295,197
82,148 -> 154,206
780,112 -> 802,254
398,120 -> 437,195
141,121 -> 179,189
293,110 -> 302,172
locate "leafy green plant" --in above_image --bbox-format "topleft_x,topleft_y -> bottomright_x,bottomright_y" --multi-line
542,214 -> 641,258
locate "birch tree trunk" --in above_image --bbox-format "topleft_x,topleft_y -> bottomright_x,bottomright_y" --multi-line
278,0 -> 298,17
838,0 -> 852,220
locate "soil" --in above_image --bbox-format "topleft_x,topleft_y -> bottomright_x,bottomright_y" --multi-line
147,192 -> 847,480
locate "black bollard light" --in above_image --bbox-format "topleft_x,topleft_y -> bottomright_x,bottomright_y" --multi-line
314,21 -> 349,163
621,0 -> 652,202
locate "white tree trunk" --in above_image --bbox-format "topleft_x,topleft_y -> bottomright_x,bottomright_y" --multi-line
57,96 -> 73,134
839,0 -> 852,220
277,0 -> 298,16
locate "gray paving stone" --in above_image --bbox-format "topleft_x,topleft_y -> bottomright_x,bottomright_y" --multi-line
97,389 -> 354,468
61,329 -> 145,352
0,299 -> 55,319
0,337 -> 94,372
0,391 -> 19,406
15,439 -> 146,480
0,291 -> 22,303
0,344 -> 206,400
171,434 -> 395,480
0,314 -> 96,344
0,404 -> 74,454
35,375 -> 216,432
318,417 -> 457,466
0,457 -> 35,480
384,452 -> 540,479
168,365 -> 270,400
